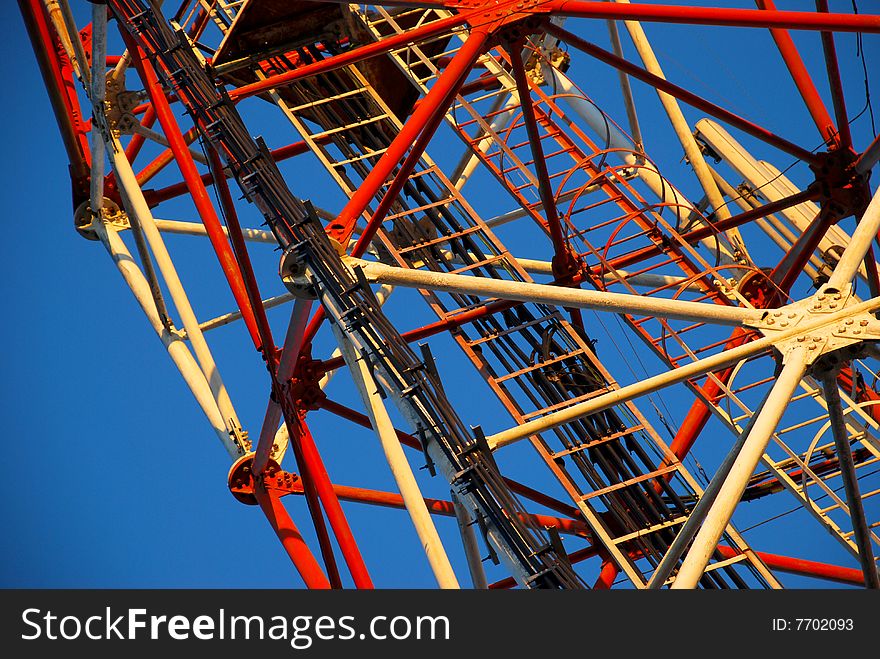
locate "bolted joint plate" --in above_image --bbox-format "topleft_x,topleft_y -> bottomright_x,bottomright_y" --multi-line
745,285 -> 880,365
227,453 -> 291,505
74,197 -> 129,240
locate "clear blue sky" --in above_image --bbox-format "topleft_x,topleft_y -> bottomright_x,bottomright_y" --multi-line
1,1 -> 877,589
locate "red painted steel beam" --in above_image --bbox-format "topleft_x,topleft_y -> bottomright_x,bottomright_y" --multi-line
125,105 -> 158,164
292,28 -> 490,349
208,147 -> 276,355
135,125 -> 200,187
755,0 -> 838,147
228,12 -> 469,101
489,542 -> 865,588
340,27 -> 492,252
275,406 -> 344,589
546,1 -> 880,32
508,42 -> 577,278
276,478 -> 590,537
20,0 -> 91,202
593,557 -> 618,589
144,137 -> 325,206
130,45 -> 266,349
315,299 -> 524,365
281,415 -> 374,589
253,485 -> 332,589
816,0 -> 853,151
127,19 -> 371,586
715,546 -> 864,586
769,205 -> 838,293
544,22 -> 822,165
592,188 -> 822,275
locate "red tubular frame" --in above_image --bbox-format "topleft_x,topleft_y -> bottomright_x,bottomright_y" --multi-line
135,125 -> 200,187
335,26 -> 493,249
130,45 -> 265,348
508,42 -> 576,278
318,398 -> 585,521
546,1 -> 880,32
125,105 -> 158,164
34,0 -> 879,590
20,0 -> 91,203
280,414 -> 375,589
755,0 -> 838,147
144,137 -> 327,206
769,205 -> 839,293
816,0 -> 853,151
254,484 -> 332,589
228,12 -> 470,101
207,147 -> 276,354
277,478 -> 590,537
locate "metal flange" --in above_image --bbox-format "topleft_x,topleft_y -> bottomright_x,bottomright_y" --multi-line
746,285 -> 880,365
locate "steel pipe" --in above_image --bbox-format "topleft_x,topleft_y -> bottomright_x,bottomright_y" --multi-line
484,294 -> 880,449
95,221 -> 237,456
820,371 -> 880,588
671,348 -> 809,588
345,344 -> 460,589
353,259 -> 764,326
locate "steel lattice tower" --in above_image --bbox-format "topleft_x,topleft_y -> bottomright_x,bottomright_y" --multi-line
20,0 -> 880,589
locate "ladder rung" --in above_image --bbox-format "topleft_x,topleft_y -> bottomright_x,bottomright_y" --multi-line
494,349 -> 587,383
397,225 -> 485,254
310,114 -> 390,140
552,425 -> 645,459
581,464 -> 679,502
287,87 -> 369,113
468,312 -> 561,347
448,254 -> 508,275
386,196 -> 455,222
332,148 -> 389,168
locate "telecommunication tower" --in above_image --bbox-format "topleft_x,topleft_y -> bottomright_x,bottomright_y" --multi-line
21,0 -> 880,589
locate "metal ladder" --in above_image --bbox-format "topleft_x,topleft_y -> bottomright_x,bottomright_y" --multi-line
357,6 -> 879,571
204,9 -> 783,587
111,0 -> 589,589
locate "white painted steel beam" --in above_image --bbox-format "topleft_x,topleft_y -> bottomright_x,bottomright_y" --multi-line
352,259 -> 764,326
451,492 -> 489,589
152,219 -> 276,243
828,186 -> 880,290
671,348 -> 809,588
95,221 -> 239,457
104,131 -> 242,434
697,119 -> 877,283
343,341 -> 460,589
483,294 -> 880,449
